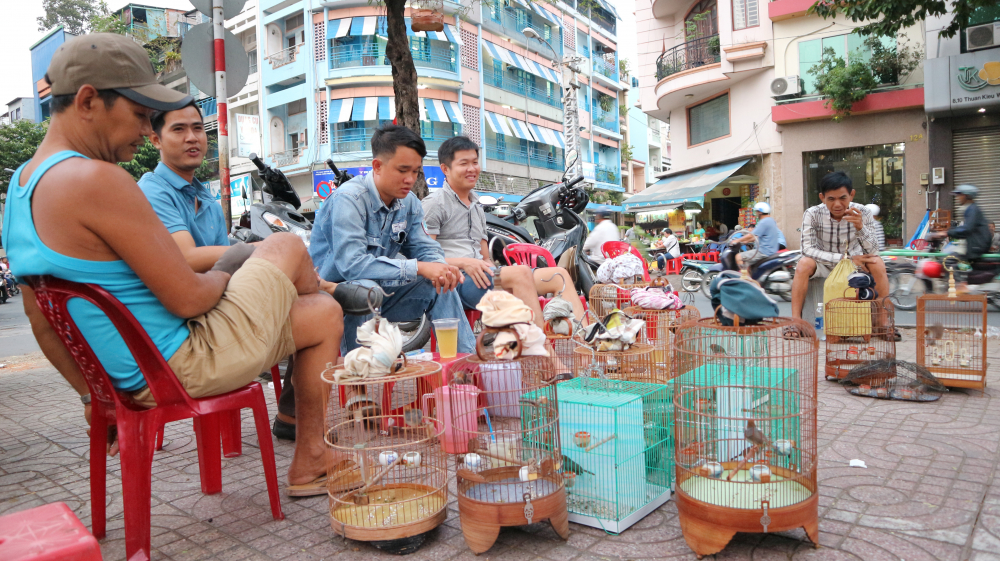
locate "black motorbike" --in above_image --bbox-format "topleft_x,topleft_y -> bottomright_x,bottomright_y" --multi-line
704,245 -> 800,301
484,176 -> 598,298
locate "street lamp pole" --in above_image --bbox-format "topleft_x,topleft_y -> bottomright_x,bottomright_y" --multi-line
522,28 -> 584,183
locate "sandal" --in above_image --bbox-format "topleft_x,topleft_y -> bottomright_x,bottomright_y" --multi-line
286,460 -> 367,497
782,325 -> 809,339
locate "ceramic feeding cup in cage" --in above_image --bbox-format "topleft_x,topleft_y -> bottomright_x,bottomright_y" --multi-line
672,315 -> 819,557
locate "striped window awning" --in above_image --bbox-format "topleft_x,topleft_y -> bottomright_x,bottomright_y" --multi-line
485,112 -> 535,141
378,97 -> 396,121
330,97 -> 398,123
404,19 -> 461,44
349,16 -> 379,37
506,116 -> 534,141
484,112 -> 513,137
594,0 -> 619,19
329,98 -> 354,123
326,17 -> 387,39
422,99 -> 465,124
530,5 -> 561,27
327,18 -> 351,39
351,97 -> 379,121
483,42 -> 559,84
529,123 -> 565,148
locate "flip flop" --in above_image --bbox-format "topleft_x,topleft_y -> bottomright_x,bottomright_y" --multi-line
286,460 -> 366,497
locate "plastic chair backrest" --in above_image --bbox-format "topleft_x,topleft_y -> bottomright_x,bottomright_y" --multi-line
503,243 -> 558,269
25,275 -> 192,409
601,241 -> 651,281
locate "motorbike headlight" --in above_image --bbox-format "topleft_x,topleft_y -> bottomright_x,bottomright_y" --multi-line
262,212 -> 289,232
287,223 -> 312,247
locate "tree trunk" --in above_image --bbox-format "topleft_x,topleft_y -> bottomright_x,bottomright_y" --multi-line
384,0 -> 429,199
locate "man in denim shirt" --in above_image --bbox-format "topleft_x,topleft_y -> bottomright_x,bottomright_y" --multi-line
311,125 -> 475,353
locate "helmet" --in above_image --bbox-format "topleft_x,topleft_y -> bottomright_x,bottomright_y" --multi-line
920,259 -> 943,279
864,204 -> 880,217
954,184 -> 978,198
753,202 -> 771,214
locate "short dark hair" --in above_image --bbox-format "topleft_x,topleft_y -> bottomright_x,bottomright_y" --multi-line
664,228 -> 673,235
150,100 -> 203,136
371,124 -> 426,160
50,89 -> 122,114
438,135 -> 479,167
819,171 -> 853,196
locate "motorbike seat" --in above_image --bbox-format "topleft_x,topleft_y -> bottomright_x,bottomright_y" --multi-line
748,252 -> 787,276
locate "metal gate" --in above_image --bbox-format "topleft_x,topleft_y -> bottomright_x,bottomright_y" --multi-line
953,125 -> 1000,222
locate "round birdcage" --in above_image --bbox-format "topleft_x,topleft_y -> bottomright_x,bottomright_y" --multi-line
573,343 -> 662,384
824,296 -> 896,381
448,328 -> 568,555
624,305 -> 700,381
589,282 -> 649,320
321,359 -> 448,547
544,328 -> 584,379
671,316 -> 819,558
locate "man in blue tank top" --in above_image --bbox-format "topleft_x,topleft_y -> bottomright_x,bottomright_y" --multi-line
5,34 -> 348,496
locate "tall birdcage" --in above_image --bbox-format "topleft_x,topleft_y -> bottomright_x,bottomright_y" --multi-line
321,359 -> 448,551
625,304 -> 700,380
823,296 -> 896,381
449,328 -> 568,555
573,343 -> 661,384
589,281 -> 648,320
556,375 -> 672,532
672,316 -> 819,557
917,291 -> 988,390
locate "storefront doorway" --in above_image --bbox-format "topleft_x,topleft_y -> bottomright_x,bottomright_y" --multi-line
712,196 -> 742,229
804,143 -> 905,246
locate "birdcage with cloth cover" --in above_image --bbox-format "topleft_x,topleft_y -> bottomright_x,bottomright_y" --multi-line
553,353 -> 673,532
672,315 -> 819,557
448,327 -> 568,555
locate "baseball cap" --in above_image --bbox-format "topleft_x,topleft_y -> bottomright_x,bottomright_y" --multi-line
47,33 -> 192,112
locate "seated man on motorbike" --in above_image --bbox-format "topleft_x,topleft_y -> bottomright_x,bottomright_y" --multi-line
310,124 -> 475,355
928,184 -> 992,265
420,136 -> 586,325
791,171 -> 889,327
731,202 -> 782,269
138,101 -> 372,442
5,34 -> 345,495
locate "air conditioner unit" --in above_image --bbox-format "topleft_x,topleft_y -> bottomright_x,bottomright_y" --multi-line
966,22 -> 1000,51
770,75 -> 802,97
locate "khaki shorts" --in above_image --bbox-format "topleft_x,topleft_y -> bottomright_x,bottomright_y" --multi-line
132,258 -> 298,407
809,260 -> 834,279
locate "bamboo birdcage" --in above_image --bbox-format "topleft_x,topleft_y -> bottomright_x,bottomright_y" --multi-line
556,376 -> 673,532
449,328 -> 568,555
573,343 -> 662,384
916,291 -> 989,390
929,209 -> 952,232
321,359 -> 448,548
625,305 -> 700,380
672,316 -> 819,558
589,282 -> 649,320
823,295 -> 896,381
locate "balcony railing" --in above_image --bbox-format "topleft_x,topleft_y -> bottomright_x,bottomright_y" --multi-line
195,96 -> 217,116
267,45 -> 302,69
331,127 -> 457,154
483,73 -> 561,108
330,44 -> 456,72
655,34 -> 721,80
577,45 -> 590,58
486,142 -> 528,166
593,56 -> 618,81
591,105 -> 619,132
486,141 -> 564,169
487,7 -> 560,55
591,12 -> 617,35
595,164 -> 619,185
272,146 -> 306,167
529,149 -> 565,170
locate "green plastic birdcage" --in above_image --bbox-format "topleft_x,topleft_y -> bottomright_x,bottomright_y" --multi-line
526,376 -> 672,533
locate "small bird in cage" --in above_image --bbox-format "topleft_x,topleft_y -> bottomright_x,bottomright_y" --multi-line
925,322 -> 945,346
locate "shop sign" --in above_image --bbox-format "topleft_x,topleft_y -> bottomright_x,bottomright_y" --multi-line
311,166 -> 447,200
927,52 -> 1000,115
234,115 -> 261,158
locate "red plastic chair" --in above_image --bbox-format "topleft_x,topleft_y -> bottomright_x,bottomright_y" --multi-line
601,241 -> 651,282
503,243 -> 558,269
26,275 -> 284,560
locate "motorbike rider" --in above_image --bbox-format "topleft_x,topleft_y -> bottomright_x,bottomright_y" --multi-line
865,204 -> 885,251
791,171 -> 889,329
928,185 -> 992,264
731,202 -> 782,269
310,124 -> 475,355
421,136 -> 586,323
138,101 -> 373,441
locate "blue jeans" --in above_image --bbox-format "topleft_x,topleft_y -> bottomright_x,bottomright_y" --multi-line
341,278 -> 476,355
457,272 -> 494,310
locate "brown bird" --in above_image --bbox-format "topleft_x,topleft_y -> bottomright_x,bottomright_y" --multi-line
744,420 -> 772,449
925,322 -> 944,346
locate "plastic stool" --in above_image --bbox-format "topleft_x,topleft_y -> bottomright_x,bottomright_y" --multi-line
0,502 -> 102,561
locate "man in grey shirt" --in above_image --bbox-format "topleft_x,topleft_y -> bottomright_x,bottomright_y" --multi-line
422,136 -> 586,326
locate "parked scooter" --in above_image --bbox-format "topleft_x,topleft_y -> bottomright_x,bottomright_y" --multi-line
484,176 -> 598,298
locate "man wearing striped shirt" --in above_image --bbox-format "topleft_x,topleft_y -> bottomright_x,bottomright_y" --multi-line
791,171 -> 889,321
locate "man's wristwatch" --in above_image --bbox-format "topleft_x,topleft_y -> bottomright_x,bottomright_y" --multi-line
80,394 -> 92,405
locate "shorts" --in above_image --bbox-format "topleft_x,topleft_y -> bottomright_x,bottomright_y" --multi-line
809,260 -> 835,279
132,258 -> 298,407
738,250 -> 767,267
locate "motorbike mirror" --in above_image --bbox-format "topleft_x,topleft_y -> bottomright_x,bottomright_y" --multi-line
478,195 -> 499,206
565,149 -> 579,164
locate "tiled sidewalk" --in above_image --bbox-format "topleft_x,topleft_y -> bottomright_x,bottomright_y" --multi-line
2,333 -> 1000,560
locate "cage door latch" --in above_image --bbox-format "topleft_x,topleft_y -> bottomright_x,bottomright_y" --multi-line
760,500 -> 771,533
523,492 -> 534,525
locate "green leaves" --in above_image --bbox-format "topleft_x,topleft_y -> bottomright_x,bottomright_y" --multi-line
37,0 -> 98,35
118,138 -> 161,181
0,120 -> 49,196
809,0 -> 994,39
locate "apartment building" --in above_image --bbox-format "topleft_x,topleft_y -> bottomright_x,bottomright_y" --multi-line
258,0 -> 624,211
924,8 -> 1000,222
630,0 -> 782,235
621,87 -> 669,196
1,98 -> 36,125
